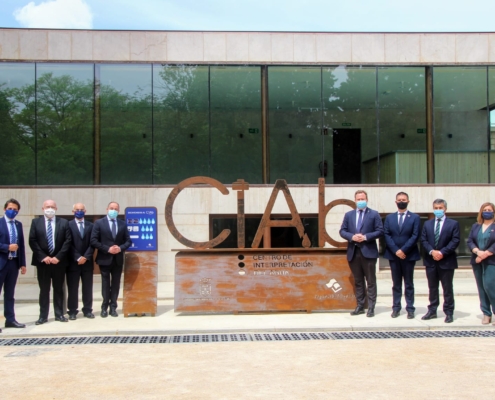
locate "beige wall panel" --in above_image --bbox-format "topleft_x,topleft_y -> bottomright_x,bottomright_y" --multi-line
0,29 -> 20,59
420,34 -> 456,63
71,30 -> 93,61
204,32 -> 226,61
385,34 -> 420,63
93,31 -> 130,61
19,29 -> 47,60
248,33 -> 271,62
456,34 -> 488,63
293,33 -> 315,62
352,34 -> 385,63
226,32 -> 249,61
167,32 -> 203,62
271,33 -> 293,62
130,31 -> 147,61
47,30 -> 71,60
316,33 -> 352,63
145,32 -> 167,61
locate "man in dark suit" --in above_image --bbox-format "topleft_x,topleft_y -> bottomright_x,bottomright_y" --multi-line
384,192 -> 421,319
0,198 -> 27,331
420,198 -> 460,323
67,203 -> 94,320
90,201 -> 131,318
340,190 -> 384,317
29,199 -> 71,324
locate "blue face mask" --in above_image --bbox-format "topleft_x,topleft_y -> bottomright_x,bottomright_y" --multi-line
74,211 -> 85,219
433,209 -> 444,218
356,201 -> 367,209
482,211 -> 494,220
5,209 -> 18,219
108,210 -> 118,219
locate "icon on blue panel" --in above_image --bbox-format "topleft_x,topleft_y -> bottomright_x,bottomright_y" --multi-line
150,234 -> 153,239
152,218 -> 155,224
139,218 -> 143,224
141,226 -> 144,232
145,233 -> 150,240
141,234 -> 145,240
149,226 -> 153,232
148,218 -> 152,224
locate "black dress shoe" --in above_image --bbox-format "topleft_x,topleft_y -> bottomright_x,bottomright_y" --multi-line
350,306 -> 365,316
35,318 -> 48,325
101,310 -> 108,318
68,314 -> 77,321
367,308 -> 375,318
55,316 -> 68,322
391,310 -> 400,318
5,320 -> 26,328
110,309 -> 118,317
421,311 -> 437,320
84,312 -> 95,319
444,315 -> 454,323
407,312 -> 415,319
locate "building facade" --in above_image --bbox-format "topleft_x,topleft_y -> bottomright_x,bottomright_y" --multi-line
1,29 -> 494,281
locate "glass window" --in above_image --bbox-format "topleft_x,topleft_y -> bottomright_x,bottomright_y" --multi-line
433,67 -> 489,183
99,64 -> 152,184
36,64 -> 94,185
269,66 -> 323,184
210,66 -> 262,184
0,63 -> 36,185
153,65 -> 209,183
487,67 -> 495,182
377,67 -> 426,183
323,66 -> 377,184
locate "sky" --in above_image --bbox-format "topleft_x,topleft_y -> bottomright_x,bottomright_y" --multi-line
1,0 -> 495,32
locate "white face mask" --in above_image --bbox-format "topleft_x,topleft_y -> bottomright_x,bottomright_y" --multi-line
44,208 -> 56,217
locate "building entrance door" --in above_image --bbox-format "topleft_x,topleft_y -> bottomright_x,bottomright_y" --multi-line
332,128 -> 361,184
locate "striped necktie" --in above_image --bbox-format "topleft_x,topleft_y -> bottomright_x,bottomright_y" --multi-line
9,220 -> 17,258
434,218 -> 441,248
47,219 -> 54,254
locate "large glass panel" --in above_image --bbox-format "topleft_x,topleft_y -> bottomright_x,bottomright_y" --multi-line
433,67 -> 488,183
269,67 -> 322,184
36,64 -> 93,185
323,66 -> 377,184
377,67 -> 426,183
210,66 -> 262,184
488,67 -> 495,182
0,63 -> 36,185
153,65 -> 209,183
99,64 -> 152,184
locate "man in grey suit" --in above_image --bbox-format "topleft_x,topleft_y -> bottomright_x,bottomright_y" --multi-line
384,192 -> 421,319
90,201 -> 131,318
339,190 -> 384,317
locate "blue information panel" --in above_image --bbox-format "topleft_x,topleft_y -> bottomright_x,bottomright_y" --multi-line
125,207 -> 158,251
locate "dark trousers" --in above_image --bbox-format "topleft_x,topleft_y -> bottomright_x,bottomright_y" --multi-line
36,264 -> 67,319
348,248 -> 377,309
425,265 -> 455,315
99,257 -> 123,311
0,259 -> 20,322
389,258 -> 416,313
472,263 -> 495,317
67,263 -> 94,315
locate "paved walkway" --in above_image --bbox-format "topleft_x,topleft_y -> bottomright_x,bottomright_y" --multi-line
1,275 -> 493,338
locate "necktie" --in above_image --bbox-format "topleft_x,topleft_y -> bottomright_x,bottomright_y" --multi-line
399,213 -> 405,231
79,221 -> 84,239
111,219 -> 117,240
434,218 -> 441,248
357,210 -> 363,233
47,219 -> 54,254
9,220 -> 17,258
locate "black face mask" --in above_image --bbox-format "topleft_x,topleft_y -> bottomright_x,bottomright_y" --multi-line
397,201 -> 408,210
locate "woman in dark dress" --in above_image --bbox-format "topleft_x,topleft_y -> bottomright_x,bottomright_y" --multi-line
467,202 -> 495,325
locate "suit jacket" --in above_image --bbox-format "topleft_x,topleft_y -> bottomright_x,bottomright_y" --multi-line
90,217 -> 132,266
28,216 -> 72,266
0,217 -> 26,271
339,208 -> 384,261
383,211 -> 421,261
466,223 -> 495,266
68,219 -> 94,271
420,217 -> 460,269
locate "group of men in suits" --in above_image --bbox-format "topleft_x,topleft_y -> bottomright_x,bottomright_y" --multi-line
340,191 -> 460,323
0,199 -> 131,331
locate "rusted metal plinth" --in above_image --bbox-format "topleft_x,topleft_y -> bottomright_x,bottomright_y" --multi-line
123,252 -> 158,317
175,248 -> 357,313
